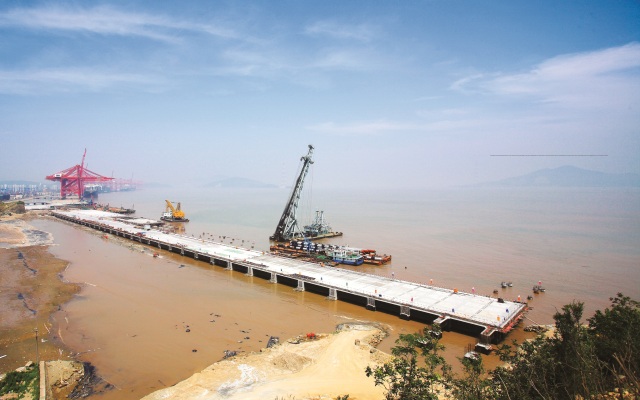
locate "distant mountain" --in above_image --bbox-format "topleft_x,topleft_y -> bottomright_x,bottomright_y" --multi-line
487,166 -> 640,187
206,177 -> 277,188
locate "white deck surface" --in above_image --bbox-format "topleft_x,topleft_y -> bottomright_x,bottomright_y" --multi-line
54,209 -> 526,330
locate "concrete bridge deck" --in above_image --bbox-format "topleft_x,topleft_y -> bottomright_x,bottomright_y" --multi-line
51,209 -> 527,343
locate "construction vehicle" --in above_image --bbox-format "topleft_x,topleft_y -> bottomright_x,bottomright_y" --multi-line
161,200 -> 189,222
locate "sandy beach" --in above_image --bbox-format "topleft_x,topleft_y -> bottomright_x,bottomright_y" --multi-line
142,323 -> 390,400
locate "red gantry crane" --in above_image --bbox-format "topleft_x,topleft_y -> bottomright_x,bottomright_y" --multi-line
46,149 -> 114,200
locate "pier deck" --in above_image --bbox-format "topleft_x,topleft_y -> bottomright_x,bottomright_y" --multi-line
51,209 -> 527,343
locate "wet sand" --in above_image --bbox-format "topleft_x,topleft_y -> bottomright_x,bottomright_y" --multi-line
0,215 -> 80,374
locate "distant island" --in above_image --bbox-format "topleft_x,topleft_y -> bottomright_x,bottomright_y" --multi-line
485,166 -> 640,187
205,177 -> 277,188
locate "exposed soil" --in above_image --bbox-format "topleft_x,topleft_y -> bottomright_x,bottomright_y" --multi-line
0,215 -> 79,376
141,323 -> 392,400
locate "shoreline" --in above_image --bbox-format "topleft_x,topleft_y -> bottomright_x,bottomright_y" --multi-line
0,212 -> 80,375
0,213 -> 394,399
1,210 -> 535,400
3,212 -> 410,400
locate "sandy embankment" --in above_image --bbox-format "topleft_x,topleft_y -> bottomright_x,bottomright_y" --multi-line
142,324 -> 391,400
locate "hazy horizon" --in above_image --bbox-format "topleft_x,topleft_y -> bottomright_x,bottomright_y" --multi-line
1,1 -> 638,189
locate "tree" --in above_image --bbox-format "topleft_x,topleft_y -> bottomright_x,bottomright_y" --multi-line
588,293 -> 640,396
491,301 -> 603,400
369,294 -> 640,400
365,326 -> 449,400
451,354 -> 495,400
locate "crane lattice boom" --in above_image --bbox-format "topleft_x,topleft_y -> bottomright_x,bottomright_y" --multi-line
270,144 -> 314,242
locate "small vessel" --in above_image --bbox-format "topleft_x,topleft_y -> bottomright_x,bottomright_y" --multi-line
107,206 -> 135,214
326,248 -> 364,266
532,285 -> 546,293
361,252 -> 392,265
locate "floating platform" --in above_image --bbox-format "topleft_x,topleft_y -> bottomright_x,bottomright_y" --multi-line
51,209 -> 528,344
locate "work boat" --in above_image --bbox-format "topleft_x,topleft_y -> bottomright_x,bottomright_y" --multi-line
327,248 -> 364,266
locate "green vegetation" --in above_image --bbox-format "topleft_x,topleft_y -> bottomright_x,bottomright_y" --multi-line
366,326 -> 450,399
0,363 -> 39,399
368,293 -> 640,400
0,200 -> 26,215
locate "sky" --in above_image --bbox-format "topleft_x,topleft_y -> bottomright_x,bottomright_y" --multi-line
0,0 -> 639,189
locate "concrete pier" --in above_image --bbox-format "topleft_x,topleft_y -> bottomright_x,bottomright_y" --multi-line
51,209 -> 527,343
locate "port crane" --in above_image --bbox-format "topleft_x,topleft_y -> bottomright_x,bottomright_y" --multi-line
161,200 -> 189,222
45,149 -> 114,200
270,144 -> 314,242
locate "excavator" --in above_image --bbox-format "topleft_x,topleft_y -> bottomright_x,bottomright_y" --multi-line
161,200 -> 189,222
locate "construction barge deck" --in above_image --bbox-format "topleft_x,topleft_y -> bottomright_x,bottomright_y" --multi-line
51,209 -> 527,344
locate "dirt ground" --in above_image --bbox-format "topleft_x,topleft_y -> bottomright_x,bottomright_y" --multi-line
0,214 -> 80,377
141,323 -> 391,400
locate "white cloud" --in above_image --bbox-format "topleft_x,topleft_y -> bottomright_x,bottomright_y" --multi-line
0,5 -> 238,42
0,68 -> 160,94
307,120 -> 418,136
453,43 -> 640,109
305,20 -> 375,42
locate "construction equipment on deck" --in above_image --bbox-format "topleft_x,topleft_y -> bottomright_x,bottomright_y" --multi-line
270,145 -> 314,242
161,200 -> 189,222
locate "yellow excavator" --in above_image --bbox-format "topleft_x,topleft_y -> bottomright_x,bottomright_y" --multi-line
161,200 -> 189,222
